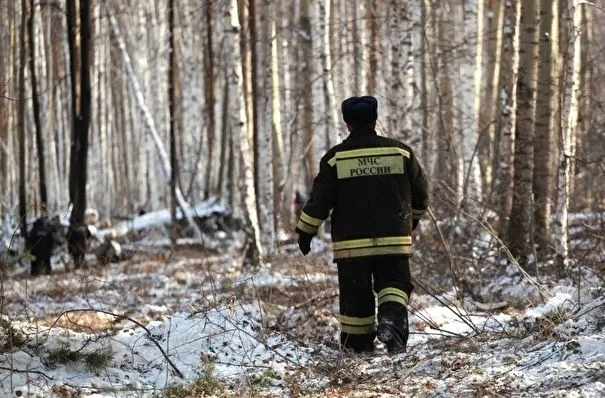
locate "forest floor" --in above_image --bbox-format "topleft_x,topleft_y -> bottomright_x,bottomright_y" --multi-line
1,223 -> 604,397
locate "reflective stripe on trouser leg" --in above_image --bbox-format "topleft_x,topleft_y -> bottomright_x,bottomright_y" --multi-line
337,259 -> 375,352
373,257 -> 412,349
377,287 -> 409,306
339,315 -> 376,334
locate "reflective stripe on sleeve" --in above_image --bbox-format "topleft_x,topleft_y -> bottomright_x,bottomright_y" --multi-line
300,212 -> 324,227
377,287 -> 409,306
296,219 -> 318,234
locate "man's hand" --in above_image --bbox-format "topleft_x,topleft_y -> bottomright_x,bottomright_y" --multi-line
298,232 -> 313,255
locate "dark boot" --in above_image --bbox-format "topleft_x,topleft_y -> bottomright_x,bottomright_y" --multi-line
340,332 -> 375,354
377,306 -> 409,354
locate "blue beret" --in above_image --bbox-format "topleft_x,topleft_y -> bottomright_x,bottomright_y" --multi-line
341,96 -> 378,125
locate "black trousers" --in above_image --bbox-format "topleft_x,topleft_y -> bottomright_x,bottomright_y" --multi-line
337,256 -> 413,352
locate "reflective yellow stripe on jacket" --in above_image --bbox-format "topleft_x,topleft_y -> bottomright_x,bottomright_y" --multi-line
327,147 -> 411,180
332,236 -> 412,259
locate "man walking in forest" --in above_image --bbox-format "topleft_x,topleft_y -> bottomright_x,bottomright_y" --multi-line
295,96 -> 429,354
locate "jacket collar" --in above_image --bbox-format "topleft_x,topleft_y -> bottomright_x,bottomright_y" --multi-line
349,126 -> 377,136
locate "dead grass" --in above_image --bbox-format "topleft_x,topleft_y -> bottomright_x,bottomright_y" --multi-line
38,311 -> 121,332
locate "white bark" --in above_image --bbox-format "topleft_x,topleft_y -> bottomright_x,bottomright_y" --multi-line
103,1 -> 201,239
469,0 -> 485,201
554,0 -> 583,268
258,0 -> 275,255
319,0 -> 340,147
226,0 -> 263,265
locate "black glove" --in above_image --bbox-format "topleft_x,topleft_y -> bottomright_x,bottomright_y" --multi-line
298,232 -> 313,255
412,219 -> 419,231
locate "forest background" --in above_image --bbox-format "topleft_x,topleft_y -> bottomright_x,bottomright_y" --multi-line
0,0 -> 604,293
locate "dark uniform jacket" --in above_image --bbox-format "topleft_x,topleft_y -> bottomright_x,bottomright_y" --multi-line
296,127 -> 429,260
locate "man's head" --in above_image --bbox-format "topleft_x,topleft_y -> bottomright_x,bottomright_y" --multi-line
341,96 -> 378,129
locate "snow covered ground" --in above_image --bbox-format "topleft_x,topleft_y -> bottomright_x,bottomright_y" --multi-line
1,208 -> 604,397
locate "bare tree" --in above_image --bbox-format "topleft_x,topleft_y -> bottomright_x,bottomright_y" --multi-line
204,0 -> 217,199
66,0 -> 92,269
226,0 -> 263,268
28,0 -> 47,211
256,0 -> 275,255
168,0 -> 178,244
19,0 -> 28,253
553,0 -> 584,270
492,0 -> 519,235
533,0 -> 558,253
299,0 -> 316,191
508,0 -> 539,271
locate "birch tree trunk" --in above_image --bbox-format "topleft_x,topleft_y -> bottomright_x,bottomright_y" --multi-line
270,9 -> 285,237
508,0 -> 539,271
480,0 -> 504,190
434,3 -> 457,194
204,1 -> 216,199
387,0 -> 411,139
533,0 -> 557,252
553,0 -> 583,270
300,0 -> 316,190
28,0 -> 47,211
0,3 -> 9,214
168,0 -> 178,243
103,1 -> 201,239
420,0 -> 434,178
492,0 -> 519,235
468,0 -> 484,202
257,0 -> 275,255
226,0 -> 263,268
352,0 -> 366,92
248,0 -> 261,205
19,0 -> 28,250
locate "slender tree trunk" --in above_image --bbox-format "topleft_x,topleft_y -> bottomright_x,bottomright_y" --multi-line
249,0 -> 261,205
28,0 -> 47,211
218,69 -> 230,205
508,0 -> 539,271
270,10 -> 285,237
367,0 -> 379,94
468,0 -> 484,202
420,0 -> 431,173
19,0 -> 28,253
492,0 -> 519,235
533,0 -> 556,252
0,3 -> 9,215
227,0 -> 262,268
554,0 -> 583,271
300,0 -> 316,190
67,0 -> 92,269
204,1 -> 216,199
317,0 -> 339,150
387,0 -> 411,138
434,3 -> 456,194
481,0 -> 504,190
256,0 -> 275,255
168,0 -> 178,244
